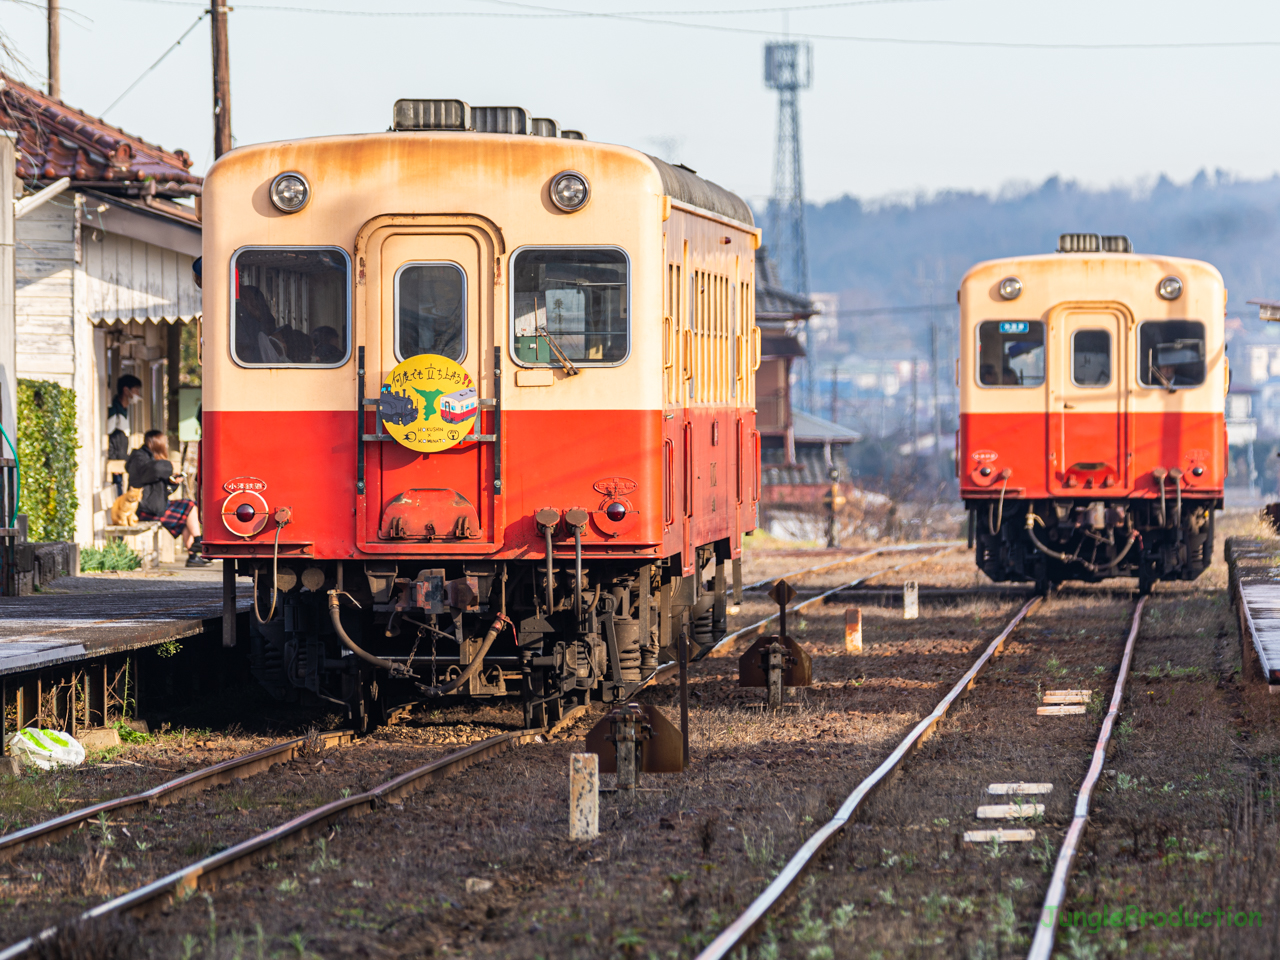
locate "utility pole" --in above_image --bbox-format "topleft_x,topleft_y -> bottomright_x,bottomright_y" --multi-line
910,357 -> 919,456
46,0 -> 60,100
829,362 -> 838,424
930,319 -> 943,484
211,4 -> 232,158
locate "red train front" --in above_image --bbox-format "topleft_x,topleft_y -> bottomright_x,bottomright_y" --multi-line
958,234 -> 1226,594
200,101 -> 761,729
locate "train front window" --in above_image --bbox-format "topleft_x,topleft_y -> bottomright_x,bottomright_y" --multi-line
231,247 -> 350,367
1072,329 -> 1111,387
1139,320 -> 1205,388
977,320 -> 1045,387
395,262 -> 465,362
511,247 -> 629,366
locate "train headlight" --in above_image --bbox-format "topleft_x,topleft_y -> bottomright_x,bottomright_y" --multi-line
550,171 -> 589,212
998,276 -> 1022,300
269,172 -> 310,213
1158,275 -> 1183,300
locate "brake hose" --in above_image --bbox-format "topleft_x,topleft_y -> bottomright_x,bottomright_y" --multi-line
419,613 -> 512,697
251,520 -> 286,624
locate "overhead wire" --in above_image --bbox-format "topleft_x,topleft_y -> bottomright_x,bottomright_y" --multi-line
105,0 -> 1280,50
100,11 -> 207,117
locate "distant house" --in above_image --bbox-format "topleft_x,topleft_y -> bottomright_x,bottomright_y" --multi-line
753,247 -> 859,508
1,74 -> 201,547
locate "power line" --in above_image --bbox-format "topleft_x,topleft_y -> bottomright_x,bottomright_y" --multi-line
100,12 -> 206,117
107,0 -> 1280,49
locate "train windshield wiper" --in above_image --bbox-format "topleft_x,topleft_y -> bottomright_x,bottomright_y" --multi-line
536,325 -> 581,377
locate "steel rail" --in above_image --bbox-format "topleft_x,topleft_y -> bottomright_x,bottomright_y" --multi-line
707,546 -> 959,660
1026,596 -> 1147,960
0,707 -> 587,959
0,730 -> 354,863
694,595 -> 1043,960
739,542 -> 955,593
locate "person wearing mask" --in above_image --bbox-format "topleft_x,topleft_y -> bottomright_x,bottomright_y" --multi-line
107,374 -> 142,496
126,430 -> 210,567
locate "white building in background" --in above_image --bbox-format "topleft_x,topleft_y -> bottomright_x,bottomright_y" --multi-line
3,74 -> 202,546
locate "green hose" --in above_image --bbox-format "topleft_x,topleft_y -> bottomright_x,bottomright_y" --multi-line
0,422 -> 20,528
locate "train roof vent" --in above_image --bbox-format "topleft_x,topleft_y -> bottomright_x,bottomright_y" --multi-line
393,99 -> 470,131
1058,233 -> 1101,253
472,106 -> 529,135
561,130 -> 586,140
1100,235 -> 1132,253
530,117 -> 560,138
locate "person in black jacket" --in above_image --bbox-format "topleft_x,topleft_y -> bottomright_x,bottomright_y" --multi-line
126,430 -> 210,567
106,374 -> 142,496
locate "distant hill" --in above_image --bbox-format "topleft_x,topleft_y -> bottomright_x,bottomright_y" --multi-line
771,171 -> 1280,355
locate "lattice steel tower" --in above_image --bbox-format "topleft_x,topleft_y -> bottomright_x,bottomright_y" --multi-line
765,41 -> 812,295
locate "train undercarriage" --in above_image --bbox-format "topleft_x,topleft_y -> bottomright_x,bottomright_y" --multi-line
239,545 -> 739,731
969,495 -> 1218,594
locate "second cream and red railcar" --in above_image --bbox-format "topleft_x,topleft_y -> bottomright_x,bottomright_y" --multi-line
200,100 -> 762,729
958,235 -> 1225,593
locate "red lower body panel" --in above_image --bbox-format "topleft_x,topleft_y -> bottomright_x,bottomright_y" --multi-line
201,407 -> 758,561
960,411 -> 1224,499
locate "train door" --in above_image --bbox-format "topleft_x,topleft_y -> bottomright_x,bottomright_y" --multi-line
1048,304 -> 1130,494
354,216 -> 500,554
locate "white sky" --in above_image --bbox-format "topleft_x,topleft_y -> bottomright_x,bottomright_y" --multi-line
4,0 -> 1280,204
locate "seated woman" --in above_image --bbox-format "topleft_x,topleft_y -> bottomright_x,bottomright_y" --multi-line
126,430 -> 210,567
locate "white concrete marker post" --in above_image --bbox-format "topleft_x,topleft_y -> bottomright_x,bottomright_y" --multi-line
903,581 -> 919,620
844,607 -> 862,653
569,753 -> 599,840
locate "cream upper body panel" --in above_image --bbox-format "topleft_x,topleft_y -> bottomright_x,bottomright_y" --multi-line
959,253 -> 1225,415
203,133 -> 753,413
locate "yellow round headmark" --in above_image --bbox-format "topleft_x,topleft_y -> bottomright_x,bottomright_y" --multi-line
377,354 -> 478,453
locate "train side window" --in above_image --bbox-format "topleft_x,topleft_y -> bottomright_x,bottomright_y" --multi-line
510,247 -> 629,366
1139,320 -> 1205,388
976,320 -> 1045,387
395,262 -> 466,362
231,247 -> 349,367
1071,329 -> 1111,387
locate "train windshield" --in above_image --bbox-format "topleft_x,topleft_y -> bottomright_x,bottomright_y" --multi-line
511,248 -> 628,365
231,247 -> 349,367
396,262 -> 465,361
977,320 -> 1045,387
1139,320 -> 1205,388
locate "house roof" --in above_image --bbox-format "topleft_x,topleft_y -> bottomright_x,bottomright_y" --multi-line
792,408 -> 862,444
755,245 -> 816,322
1,73 -> 201,199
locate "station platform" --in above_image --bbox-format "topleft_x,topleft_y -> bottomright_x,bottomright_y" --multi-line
1227,537 -> 1280,687
0,563 -> 251,677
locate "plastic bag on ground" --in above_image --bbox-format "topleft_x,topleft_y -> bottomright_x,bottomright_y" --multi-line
4,729 -> 85,769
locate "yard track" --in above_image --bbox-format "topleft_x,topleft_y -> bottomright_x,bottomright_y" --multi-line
694,591 -> 1150,960
0,706 -> 588,959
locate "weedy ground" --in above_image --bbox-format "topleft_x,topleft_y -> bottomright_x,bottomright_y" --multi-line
8,514 -> 1280,959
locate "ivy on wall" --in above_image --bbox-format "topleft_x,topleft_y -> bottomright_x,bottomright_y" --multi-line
17,379 -> 79,543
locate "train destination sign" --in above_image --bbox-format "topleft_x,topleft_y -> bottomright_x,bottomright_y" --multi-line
999,321 -> 1030,334
377,353 -> 478,453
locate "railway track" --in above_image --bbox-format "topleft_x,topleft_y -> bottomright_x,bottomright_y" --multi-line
0,705 -> 588,958
0,730 -> 355,862
695,589 -> 1150,960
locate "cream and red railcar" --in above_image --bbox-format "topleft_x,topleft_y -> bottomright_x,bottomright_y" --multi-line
201,100 -> 762,729
958,234 -> 1225,593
